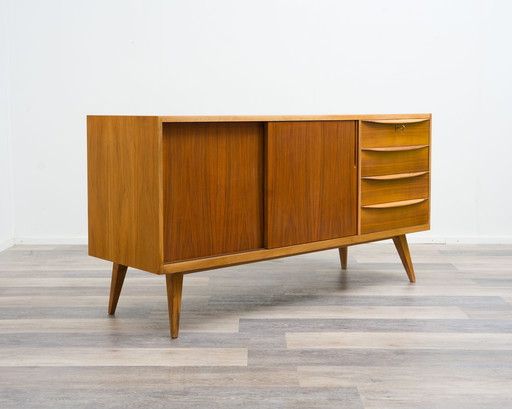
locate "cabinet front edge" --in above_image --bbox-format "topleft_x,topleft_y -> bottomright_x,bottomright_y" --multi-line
160,224 -> 430,275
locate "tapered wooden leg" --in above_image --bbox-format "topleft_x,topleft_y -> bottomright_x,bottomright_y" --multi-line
392,234 -> 416,282
339,247 -> 348,270
108,263 -> 128,314
166,273 -> 184,338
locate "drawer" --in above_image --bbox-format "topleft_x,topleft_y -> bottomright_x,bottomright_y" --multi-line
361,172 -> 429,206
361,199 -> 429,234
361,147 -> 429,177
361,119 -> 429,148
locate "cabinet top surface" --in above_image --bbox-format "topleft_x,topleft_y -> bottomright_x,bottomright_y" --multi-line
87,114 -> 431,123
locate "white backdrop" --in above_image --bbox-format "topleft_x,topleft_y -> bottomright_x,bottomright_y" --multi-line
1,0 -> 511,250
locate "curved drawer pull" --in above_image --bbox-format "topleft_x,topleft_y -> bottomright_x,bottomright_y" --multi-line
362,171 -> 429,181
362,198 -> 428,209
362,118 -> 429,124
362,145 -> 428,152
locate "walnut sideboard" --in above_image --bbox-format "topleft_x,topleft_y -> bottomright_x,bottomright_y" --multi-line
87,114 -> 431,338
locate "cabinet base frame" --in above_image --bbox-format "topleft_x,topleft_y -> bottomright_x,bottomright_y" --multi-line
108,232 -> 421,338
161,224 -> 428,275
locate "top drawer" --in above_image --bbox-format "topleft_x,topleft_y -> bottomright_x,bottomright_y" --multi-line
361,119 -> 429,148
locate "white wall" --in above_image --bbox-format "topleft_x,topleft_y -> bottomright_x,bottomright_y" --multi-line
0,0 -> 14,251
1,0 -> 511,245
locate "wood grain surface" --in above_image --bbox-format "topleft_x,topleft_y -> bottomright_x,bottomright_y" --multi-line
156,114 -> 431,123
361,200 -> 429,234
161,224 -> 430,274
361,148 -> 429,177
392,234 -> 416,282
87,116 -> 163,274
266,121 -> 357,248
361,173 -> 429,205
163,122 -> 264,261
361,120 -> 430,148
1,243 -> 512,409
108,263 -> 127,314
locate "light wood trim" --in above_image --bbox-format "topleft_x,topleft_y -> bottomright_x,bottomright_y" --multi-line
357,120 -> 362,235
429,115 -> 432,225
156,122 -> 164,274
393,235 -> 416,282
362,171 -> 429,180
362,119 -> 429,124
362,145 -> 429,152
154,114 -> 432,123
362,198 -> 428,209
160,224 -> 429,274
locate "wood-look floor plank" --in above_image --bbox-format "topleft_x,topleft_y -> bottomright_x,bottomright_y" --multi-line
248,348 -> 512,368
0,317 -> 240,334
285,332 -> 512,349
0,366 -> 300,387
0,347 -> 248,367
152,306 -> 468,320
297,366 -> 512,409
0,386 -> 364,409
0,276 -> 209,287
0,332 -> 287,349
297,365 -> 512,389
239,318 -> 512,333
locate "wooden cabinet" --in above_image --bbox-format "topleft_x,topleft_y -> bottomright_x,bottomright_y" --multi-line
88,114 -> 431,338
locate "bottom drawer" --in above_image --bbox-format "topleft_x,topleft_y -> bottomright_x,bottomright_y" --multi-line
361,199 -> 429,234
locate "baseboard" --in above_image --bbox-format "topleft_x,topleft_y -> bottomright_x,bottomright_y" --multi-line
443,236 -> 512,244
14,237 -> 88,245
9,235 -> 512,246
0,238 -> 15,252
380,236 -> 512,244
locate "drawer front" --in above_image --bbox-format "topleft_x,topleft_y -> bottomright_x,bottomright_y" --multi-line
361,173 -> 429,206
361,147 -> 429,177
361,199 -> 429,234
361,120 -> 429,148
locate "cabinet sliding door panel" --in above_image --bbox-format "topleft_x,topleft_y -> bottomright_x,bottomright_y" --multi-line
163,122 -> 264,262
266,121 -> 357,248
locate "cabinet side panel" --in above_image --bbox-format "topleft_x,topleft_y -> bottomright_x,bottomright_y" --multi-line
163,122 -> 264,262
87,116 -> 162,273
266,121 -> 358,248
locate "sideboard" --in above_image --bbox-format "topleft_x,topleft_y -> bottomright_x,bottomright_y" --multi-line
87,114 -> 431,338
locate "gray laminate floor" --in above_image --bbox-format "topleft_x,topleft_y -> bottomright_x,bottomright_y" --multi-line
1,243 -> 512,408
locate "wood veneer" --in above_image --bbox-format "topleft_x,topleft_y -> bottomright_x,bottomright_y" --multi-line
362,174 -> 429,205
163,122 -> 264,261
265,121 -> 357,248
361,120 -> 430,147
87,116 -> 163,274
361,200 -> 430,234
87,114 -> 432,338
361,148 -> 429,177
